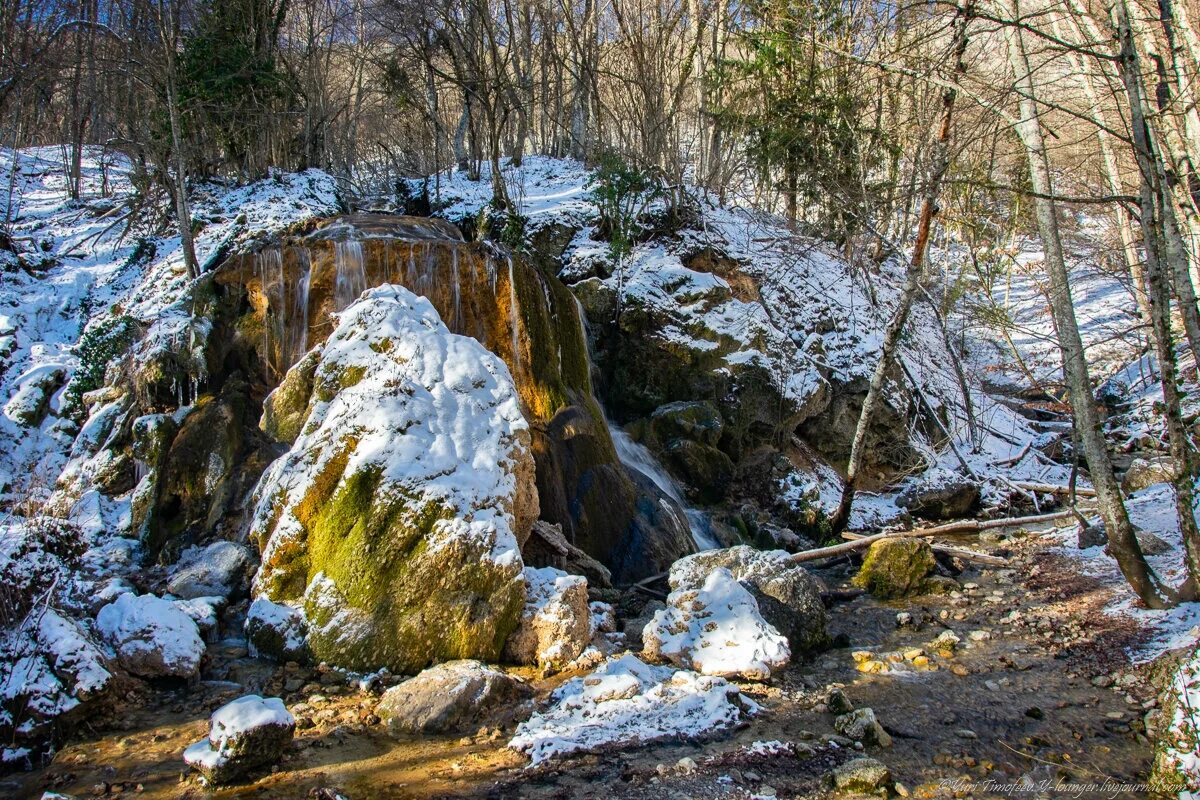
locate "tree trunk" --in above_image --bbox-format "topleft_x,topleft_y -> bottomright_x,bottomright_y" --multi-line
1113,0 -> 1200,596
832,1 -> 972,532
1004,0 -> 1169,608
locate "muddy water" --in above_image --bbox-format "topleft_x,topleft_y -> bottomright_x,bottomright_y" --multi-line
7,534 -> 1157,800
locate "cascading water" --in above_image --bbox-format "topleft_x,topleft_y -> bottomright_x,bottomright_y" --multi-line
569,297 -> 717,552
507,256 -> 521,374
333,240 -> 368,310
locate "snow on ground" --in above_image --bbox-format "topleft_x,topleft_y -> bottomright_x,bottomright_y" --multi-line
0,146 -> 340,501
508,653 -> 757,765
1158,649 -> 1200,795
419,157 -> 1065,518
0,145 -> 340,762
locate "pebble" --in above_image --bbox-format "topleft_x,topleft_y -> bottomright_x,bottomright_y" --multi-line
968,630 -> 991,642
758,786 -> 777,797
956,729 -> 978,739
676,756 -> 697,774
1092,675 -> 1114,688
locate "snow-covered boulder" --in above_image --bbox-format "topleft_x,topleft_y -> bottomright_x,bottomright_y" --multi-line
244,597 -> 309,663
166,541 -> 255,600
172,596 -> 224,642
509,653 -> 756,765
897,468 -> 980,519
95,592 -> 205,679
249,286 -> 536,673
375,660 -> 532,736
3,365 -> 66,427
643,567 -> 790,680
503,566 -> 591,673
183,695 -> 295,785
669,546 -> 829,654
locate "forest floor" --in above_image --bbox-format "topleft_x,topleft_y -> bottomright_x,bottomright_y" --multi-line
6,519 -> 1177,800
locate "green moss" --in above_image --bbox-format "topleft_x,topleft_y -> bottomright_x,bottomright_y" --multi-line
285,462 -> 524,673
63,315 -> 139,419
852,538 -> 937,599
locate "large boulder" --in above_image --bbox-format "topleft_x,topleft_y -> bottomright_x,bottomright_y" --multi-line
183,695 -> 295,785
166,540 -> 255,600
375,660 -> 532,735
668,546 -> 829,654
1122,456 -> 1182,493
95,592 -> 205,679
643,567 -> 790,680
249,286 -> 535,673
852,538 -> 937,599
897,469 -> 980,520
503,566 -> 592,673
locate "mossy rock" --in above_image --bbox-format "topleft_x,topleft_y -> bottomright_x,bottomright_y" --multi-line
649,400 -> 724,447
261,348 -> 321,444
662,438 -> 734,503
852,538 -> 937,599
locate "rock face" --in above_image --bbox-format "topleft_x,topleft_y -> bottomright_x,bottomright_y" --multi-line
249,286 -> 533,673
183,695 -> 295,785
668,546 -> 829,654
95,592 -> 205,679
165,540 -> 255,600
852,538 -> 937,599
503,566 -> 592,672
375,660 -> 532,735
643,567 -> 790,680
521,520 -> 613,588
216,214 -> 694,585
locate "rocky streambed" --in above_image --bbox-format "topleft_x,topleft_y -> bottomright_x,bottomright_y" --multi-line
6,526 -> 1168,800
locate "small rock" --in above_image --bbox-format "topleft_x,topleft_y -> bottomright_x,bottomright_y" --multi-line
955,729 -> 978,739
182,695 -> 294,785
827,688 -> 854,714
375,660 -> 531,735
827,757 -> 892,794
834,708 -> 892,747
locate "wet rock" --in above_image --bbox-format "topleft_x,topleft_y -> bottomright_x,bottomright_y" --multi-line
183,695 -> 295,785
245,597 -> 309,663
643,567 -> 790,680
166,540 -> 255,600
375,660 -> 531,735
95,592 -> 205,679
827,756 -> 892,794
852,538 -> 937,599
1122,456 -> 1181,493
668,545 -> 829,654
503,566 -> 591,673
897,470 -> 980,519
834,708 -> 892,747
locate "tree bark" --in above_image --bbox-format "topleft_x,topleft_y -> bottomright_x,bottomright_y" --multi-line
1003,0 -> 1169,608
831,1 -> 972,533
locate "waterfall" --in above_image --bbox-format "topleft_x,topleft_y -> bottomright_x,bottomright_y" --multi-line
451,247 -> 463,332
570,296 -> 717,552
333,240 -> 367,310
287,248 -> 311,366
507,256 -> 521,374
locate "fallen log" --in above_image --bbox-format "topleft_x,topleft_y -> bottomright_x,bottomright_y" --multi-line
841,532 -> 1008,566
791,509 -> 1080,564
1011,481 -> 1097,497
